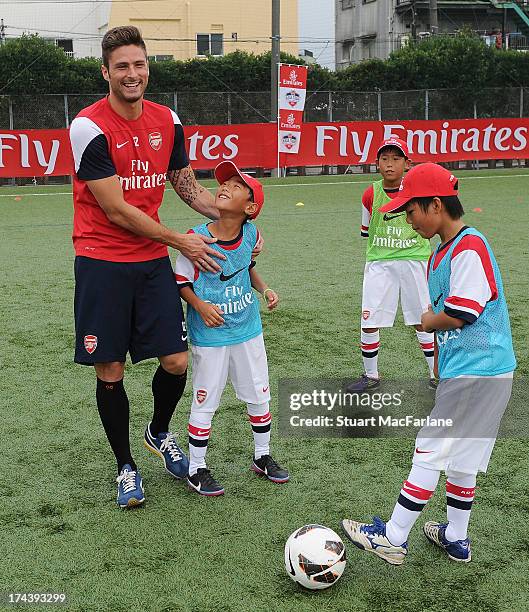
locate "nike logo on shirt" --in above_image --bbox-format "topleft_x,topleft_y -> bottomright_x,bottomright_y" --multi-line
219,267 -> 245,282
383,213 -> 405,221
433,293 -> 443,307
116,141 -> 129,149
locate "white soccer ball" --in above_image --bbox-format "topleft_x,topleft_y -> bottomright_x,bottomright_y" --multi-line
284,524 -> 346,590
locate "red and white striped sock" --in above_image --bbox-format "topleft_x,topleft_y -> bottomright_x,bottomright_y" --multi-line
416,330 -> 435,378
188,422 -> 211,476
445,472 -> 476,541
361,330 -> 380,379
385,465 -> 440,545
247,403 -> 271,459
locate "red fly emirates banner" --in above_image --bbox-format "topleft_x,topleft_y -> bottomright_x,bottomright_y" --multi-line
0,119 -> 528,177
278,64 -> 308,154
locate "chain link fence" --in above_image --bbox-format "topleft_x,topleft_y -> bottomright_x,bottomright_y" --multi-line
1,87 -> 528,129
1,87 -> 528,183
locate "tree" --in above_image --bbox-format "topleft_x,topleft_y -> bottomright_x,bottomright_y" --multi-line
0,35 -> 70,95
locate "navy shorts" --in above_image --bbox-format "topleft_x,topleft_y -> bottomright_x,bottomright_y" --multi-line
74,256 -> 187,365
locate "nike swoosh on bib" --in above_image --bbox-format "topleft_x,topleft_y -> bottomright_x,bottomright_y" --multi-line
433,293 -> 443,307
383,213 -> 405,221
219,267 -> 245,282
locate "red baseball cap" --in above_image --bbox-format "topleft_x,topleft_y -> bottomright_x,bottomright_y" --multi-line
377,137 -> 409,159
379,163 -> 459,213
214,161 -> 264,219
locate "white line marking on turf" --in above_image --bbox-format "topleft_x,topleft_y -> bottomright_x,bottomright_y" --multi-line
1,173 -> 528,198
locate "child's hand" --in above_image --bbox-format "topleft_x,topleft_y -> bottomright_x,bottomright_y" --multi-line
421,304 -> 436,333
263,288 -> 279,310
197,302 -> 225,327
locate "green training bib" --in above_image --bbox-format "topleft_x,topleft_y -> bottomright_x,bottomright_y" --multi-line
366,180 -> 431,262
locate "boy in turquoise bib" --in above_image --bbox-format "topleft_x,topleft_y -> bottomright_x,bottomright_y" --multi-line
342,163 -> 515,566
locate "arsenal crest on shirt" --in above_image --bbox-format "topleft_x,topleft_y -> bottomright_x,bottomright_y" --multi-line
149,131 -> 162,151
84,334 -> 98,354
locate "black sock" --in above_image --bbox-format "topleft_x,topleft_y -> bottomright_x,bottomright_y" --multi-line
150,366 -> 187,437
96,378 -> 135,473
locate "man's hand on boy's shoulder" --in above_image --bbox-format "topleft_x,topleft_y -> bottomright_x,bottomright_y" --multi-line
177,232 -> 225,272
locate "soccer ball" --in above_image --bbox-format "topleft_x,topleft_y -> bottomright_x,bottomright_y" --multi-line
284,524 -> 346,590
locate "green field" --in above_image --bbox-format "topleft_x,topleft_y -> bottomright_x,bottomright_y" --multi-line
1,169 -> 528,612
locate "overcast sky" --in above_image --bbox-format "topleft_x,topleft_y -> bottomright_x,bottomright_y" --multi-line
298,0 -> 335,69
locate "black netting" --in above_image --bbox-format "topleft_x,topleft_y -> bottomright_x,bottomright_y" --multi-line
381,89 -> 426,121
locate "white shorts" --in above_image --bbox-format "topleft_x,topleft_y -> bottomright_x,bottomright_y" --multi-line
190,333 -> 270,414
412,372 -> 514,475
361,260 -> 430,328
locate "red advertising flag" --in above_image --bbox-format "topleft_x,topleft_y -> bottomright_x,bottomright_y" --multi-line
279,64 -> 308,90
278,64 -> 308,157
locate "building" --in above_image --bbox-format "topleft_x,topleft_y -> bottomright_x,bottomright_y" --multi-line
107,0 -> 298,61
1,1 -> 109,58
335,0 -> 529,68
1,0 -> 298,61
298,0 -> 335,69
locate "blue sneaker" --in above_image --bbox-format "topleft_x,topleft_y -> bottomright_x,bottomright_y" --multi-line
342,516 -> 408,565
116,464 -> 145,509
144,422 -> 189,479
423,521 -> 472,562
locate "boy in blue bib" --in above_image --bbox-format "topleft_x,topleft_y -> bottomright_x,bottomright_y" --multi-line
342,163 -> 515,566
175,161 -> 288,496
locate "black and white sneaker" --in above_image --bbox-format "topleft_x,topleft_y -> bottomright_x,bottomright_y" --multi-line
187,468 -> 224,496
252,455 -> 289,483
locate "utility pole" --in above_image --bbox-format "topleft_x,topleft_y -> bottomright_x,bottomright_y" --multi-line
411,0 -> 417,42
271,0 -> 280,177
271,0 -> 280,122
0,19 -> 5,46
429,0 -> 438,35
502,6 -> 507,49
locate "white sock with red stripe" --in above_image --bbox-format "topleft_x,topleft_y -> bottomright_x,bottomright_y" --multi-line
247,403 -> 271,459
416,330 -> 435,378
361,330 -> 380,379
445,471 -> 476,542
188,420 -> 212,476
385,465 -> 440,545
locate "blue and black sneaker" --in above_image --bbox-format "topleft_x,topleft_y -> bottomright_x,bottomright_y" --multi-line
423,521 -> 472,562
116,464 -> 145,509
144,422 -> 189,479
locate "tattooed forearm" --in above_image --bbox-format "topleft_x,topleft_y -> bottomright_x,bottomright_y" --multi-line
167,165 -> 201,206
168,164 -> 218,220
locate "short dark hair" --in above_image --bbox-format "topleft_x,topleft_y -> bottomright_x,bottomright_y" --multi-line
413,190 -> 464,220
102,26 -> 147,68
377,145 -> 406,160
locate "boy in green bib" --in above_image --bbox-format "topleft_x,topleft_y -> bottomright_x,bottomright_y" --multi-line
347,138 -> 435,392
